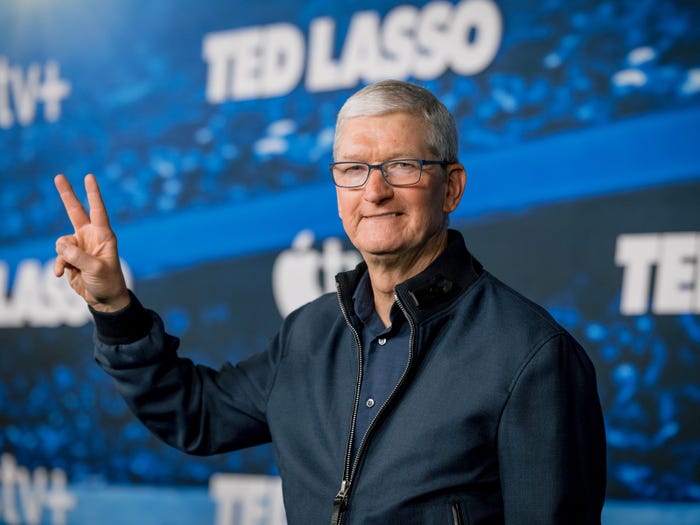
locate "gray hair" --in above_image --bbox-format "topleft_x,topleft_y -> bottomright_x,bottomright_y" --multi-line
333,79 -> 459,162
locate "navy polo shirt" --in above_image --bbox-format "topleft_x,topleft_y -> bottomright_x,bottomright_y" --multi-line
352,272 -> 410,456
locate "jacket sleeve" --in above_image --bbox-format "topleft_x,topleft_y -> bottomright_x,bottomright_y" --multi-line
91,293 -> 278,455
497,332 -> 607,524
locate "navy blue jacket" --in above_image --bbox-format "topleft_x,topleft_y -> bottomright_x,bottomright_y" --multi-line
93,230 -> 606,524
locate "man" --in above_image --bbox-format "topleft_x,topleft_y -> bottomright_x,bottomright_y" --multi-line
54,80 -> 606,524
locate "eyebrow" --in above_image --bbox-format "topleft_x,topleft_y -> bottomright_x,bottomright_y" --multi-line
336,152 -> 422,162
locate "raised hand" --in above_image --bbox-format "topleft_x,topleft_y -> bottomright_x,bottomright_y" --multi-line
53,174 -> 131,312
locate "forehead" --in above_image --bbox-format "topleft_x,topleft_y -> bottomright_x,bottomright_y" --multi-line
335,112 -> 429,159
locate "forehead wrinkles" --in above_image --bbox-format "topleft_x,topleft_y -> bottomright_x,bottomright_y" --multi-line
334,114 -> 428,160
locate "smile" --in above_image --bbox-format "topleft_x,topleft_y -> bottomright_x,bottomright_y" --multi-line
365,213 -> 400,219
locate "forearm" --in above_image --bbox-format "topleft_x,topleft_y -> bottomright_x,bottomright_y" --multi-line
92,294 -> 272,455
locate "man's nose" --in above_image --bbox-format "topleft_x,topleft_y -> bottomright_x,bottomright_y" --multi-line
363,166 -> 394,199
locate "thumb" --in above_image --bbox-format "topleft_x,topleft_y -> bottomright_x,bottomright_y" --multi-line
56,239 -> 91,271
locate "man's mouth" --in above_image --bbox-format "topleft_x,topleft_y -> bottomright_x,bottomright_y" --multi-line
365,212 -> 400,219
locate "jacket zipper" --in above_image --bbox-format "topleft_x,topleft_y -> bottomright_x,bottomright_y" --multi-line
451,502 -> 464,525
331,287 -> 416,525
331,282 -> 364,525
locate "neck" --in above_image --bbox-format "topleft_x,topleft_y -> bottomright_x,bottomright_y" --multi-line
364,230 -> 449,326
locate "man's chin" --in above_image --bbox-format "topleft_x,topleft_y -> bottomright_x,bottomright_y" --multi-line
357,242 -> 404,260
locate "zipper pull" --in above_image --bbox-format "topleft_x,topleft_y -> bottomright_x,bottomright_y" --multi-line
330,480 -> 350,525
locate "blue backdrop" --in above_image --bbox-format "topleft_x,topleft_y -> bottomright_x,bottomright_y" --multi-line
1,0 -> 699,523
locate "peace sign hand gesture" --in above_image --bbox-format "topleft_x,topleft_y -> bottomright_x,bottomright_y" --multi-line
53,174 -> 131,313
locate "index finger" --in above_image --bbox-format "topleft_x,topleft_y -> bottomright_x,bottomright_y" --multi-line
84,173 -> 112,228
54,174 -> 90,231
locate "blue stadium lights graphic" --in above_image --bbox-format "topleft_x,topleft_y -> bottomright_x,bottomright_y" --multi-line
0,0 -> 699,523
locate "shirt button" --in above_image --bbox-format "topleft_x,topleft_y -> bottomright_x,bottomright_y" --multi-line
365,398 -> 375,408
377,337 -> 387,346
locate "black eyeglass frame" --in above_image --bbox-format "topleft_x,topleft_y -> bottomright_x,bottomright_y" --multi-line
329,158 -> 452,188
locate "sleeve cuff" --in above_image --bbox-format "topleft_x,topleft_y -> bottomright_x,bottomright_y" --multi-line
89,290 -> 154,345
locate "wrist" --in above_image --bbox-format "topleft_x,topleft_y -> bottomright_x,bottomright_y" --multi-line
90,291 -> 153,345
90,290 -> 132,313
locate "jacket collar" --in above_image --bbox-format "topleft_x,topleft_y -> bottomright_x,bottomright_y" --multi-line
336,229 -> 484,324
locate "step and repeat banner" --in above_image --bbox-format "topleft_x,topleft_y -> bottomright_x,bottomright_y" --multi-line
1,0 -> 699,523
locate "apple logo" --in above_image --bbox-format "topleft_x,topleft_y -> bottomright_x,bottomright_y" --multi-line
272,230 -> 361,317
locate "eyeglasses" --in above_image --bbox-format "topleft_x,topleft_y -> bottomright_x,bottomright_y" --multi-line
329,158 -> 451,188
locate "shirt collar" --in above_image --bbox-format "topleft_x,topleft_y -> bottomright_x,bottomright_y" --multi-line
352,271 -> 375,325
353,271 -> 404,331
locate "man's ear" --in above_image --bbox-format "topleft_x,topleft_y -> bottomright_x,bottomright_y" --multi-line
443,163 -> 467,214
